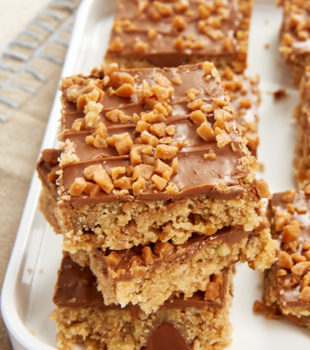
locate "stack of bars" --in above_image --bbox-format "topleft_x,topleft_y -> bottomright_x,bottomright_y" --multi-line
36,1 -> 277,349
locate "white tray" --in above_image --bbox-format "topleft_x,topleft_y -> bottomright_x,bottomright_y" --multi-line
1,0 -> 309,349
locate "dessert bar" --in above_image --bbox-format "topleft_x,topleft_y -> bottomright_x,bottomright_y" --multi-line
105,0 -> 253,73
51,254 -> 233,350
279,0 -> 310,85
294,66 -> 310,189
264,190 -> 310,328
82,225 -> 274,313
221,67 -> 260,156
37,62 -> 269,253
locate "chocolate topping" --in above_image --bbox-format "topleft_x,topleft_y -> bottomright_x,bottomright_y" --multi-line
36,149 -> 60,195
146,322 -> 189,350
106,0 -> 243,67
42,63 -> 257,207
61,142 -> 247,204
53,254 -> 103,308
54,255 -> 228,310
270,191 -> 310,308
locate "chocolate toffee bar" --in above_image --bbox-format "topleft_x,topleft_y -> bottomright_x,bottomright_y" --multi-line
105,0 -> 252,73
264,190 -> 310,328
75,225 -> 274,313
37,62 -> 271,252
294,66 -> 310,189
221,67 -> 260,156
51,254 -> 233,350
280,0 -> 310,85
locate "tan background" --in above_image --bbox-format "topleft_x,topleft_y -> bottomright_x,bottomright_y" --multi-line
0,1 -> 49,54
0,1 -> 78,349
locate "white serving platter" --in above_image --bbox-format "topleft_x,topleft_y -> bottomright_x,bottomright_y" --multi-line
1,0 -> 309,349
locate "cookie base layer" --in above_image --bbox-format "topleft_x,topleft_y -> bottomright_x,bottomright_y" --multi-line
291,61 -> 310,87
52,304 -> 232,350
62,191 -> 263,251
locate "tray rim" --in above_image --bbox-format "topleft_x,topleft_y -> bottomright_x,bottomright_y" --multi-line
1,0 -> 95,349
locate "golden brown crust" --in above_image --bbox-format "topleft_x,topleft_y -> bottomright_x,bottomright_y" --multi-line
38,186 -> 61,233
55,193 -> 263,251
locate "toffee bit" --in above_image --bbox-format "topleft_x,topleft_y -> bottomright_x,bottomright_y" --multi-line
253,300 -> 265,313
273,88 -> 287,101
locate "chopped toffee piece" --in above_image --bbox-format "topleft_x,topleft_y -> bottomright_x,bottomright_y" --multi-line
273,88 -> 287,101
